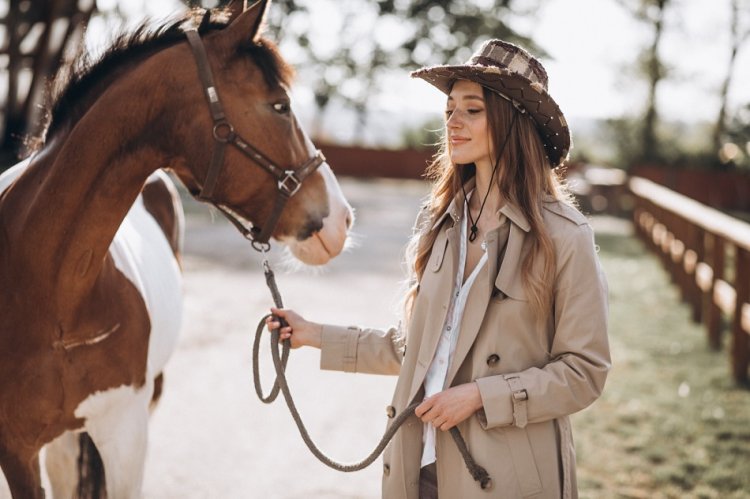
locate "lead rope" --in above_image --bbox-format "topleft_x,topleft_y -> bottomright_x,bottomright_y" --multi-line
251,250 -> 492,489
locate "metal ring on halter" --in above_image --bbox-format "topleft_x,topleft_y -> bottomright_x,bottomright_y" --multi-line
212,121 -> 235,142
252,240 -> 271,253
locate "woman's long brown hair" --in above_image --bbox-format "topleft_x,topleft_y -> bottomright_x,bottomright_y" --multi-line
404,85 -> 573,324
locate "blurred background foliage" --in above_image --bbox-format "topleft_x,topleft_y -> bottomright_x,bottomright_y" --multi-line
0,0 -> 748,169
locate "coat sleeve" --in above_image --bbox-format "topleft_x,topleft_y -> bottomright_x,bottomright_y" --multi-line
319,324 -> 404,375
475,223 -> 610,429
318,205 -> 431,376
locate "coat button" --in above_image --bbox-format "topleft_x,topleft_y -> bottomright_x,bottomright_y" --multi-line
386,405 -> 396,418
383,463 -> 390,476
486,353 -> 500,366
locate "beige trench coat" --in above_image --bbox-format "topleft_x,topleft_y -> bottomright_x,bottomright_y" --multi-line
320,191 -> 610,499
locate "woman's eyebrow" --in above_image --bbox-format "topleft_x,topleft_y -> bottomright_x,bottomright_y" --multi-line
447,94 -> 485,102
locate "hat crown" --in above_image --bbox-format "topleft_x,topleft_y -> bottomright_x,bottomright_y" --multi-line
468,39 -> 548,91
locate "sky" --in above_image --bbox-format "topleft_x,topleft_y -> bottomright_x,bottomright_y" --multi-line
85,0 -> 750,130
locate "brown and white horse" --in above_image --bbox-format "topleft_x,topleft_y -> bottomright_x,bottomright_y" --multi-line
0,1 -> 352,497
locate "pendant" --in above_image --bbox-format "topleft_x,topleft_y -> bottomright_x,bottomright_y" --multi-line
469,225 -> 478,242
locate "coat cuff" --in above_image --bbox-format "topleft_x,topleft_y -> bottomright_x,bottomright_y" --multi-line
320,324 -> 361,372
475,374 -> 526,429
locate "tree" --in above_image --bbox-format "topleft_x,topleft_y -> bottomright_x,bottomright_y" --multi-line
0,0 -> 97,163
616,0 -> 671,163
277,0 -> 543,141
713,0 -> 750,153
723,103 -> 750,168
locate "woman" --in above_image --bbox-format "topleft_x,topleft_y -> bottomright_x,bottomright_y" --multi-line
267,39 -> 610,499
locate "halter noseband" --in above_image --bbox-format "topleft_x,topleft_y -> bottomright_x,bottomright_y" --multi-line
185,28 -> 326,248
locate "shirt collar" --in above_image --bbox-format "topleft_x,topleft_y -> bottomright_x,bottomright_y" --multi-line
431,177 -> 531,233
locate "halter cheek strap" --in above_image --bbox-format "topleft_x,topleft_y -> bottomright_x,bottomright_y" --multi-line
184,28 -> 325,247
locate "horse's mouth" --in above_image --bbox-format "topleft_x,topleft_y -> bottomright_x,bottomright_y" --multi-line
314,231 -> 333,258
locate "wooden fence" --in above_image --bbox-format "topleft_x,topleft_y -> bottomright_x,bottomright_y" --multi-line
318,143 -> 434,179
630,177 -> 750,384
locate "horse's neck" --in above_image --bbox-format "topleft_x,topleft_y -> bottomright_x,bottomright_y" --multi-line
0,74 -> 166,304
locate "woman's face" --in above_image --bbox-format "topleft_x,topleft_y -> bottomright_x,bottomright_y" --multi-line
445,80 -> 492,169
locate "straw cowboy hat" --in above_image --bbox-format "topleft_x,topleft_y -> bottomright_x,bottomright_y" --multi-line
411,39 -> 571,168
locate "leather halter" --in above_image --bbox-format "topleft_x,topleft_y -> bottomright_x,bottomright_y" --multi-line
185,28 -> 326,248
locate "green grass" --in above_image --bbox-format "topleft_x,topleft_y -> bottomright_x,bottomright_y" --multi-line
574,221 -> 750,498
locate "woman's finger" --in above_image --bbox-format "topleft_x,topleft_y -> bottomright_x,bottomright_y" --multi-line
415,397 -> 434,418
419,407 -> 438,423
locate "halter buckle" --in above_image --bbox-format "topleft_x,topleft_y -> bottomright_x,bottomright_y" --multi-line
278,170 -> 301,197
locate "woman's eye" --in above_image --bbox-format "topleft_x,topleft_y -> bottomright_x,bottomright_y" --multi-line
444,109 -> 454,118
468,108 -> 483,114
273,102 -> 290,114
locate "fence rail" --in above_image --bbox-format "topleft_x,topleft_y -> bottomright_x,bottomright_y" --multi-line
630,177 -> 750,384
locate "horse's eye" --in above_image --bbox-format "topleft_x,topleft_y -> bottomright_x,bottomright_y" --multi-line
273,101 -> 290,114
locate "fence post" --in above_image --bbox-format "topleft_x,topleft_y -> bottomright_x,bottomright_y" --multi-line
686,222 -> 702,323
731,248 -> 749,384
705,234 -> 725,350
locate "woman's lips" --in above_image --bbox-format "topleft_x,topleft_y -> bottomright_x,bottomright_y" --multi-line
450,136 -> 469,145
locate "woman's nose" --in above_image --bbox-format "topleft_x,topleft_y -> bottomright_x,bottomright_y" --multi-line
446,112 -> 462,129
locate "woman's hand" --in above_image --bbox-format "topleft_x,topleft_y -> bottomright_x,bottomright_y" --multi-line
415,382 -> 484,431
265,307 -> 323,349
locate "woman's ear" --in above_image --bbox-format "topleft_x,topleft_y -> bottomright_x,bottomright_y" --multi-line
217,0 -> 270,49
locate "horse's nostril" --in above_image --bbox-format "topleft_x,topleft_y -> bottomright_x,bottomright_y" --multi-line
297,217 -> 324,240
345,211 -> 353,230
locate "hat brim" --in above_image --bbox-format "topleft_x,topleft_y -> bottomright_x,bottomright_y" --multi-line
411,64 -> 571,167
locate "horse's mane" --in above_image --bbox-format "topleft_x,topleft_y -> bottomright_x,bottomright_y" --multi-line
39,8 -> 294,144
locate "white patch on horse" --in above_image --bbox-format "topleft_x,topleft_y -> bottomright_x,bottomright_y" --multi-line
44,431 -> 81,499
73,383 -> 153,498
109,170 -> 183,378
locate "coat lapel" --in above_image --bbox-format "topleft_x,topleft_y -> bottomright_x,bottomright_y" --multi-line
445,204 -> 529,387
408,207 -> 460,402
407,188 -> 534,396
444,258 -> 491,388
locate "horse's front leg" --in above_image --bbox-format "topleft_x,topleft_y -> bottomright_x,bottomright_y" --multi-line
0,447 -> 45,499
44,431 -> 81,498
81,383 -> 152,499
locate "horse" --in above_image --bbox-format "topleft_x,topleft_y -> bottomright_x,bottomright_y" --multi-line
0,1 -> 353,497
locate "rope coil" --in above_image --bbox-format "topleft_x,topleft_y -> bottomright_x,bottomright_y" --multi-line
252,264 -> 492,488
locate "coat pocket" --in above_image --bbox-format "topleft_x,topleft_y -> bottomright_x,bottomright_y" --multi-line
504,426 -> 543,497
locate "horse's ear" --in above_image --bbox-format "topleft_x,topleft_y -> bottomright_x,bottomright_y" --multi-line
220,0 -> 270,47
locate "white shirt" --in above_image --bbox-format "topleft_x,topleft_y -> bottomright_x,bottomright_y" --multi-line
421,196 -> 488,468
